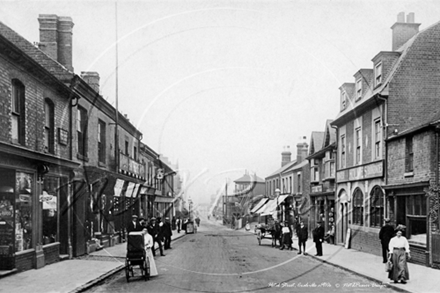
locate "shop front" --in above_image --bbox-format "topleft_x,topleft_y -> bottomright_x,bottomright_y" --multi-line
0,152 -> 77,271
309,190 -> 335,241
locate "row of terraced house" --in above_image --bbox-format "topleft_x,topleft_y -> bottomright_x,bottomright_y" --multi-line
0,14 -> 182,272
260,12 -> 440,269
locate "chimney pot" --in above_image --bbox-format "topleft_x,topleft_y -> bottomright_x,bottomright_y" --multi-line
80,71 -> 100,93
407,12 -> 415,23
397,12 -> 405,23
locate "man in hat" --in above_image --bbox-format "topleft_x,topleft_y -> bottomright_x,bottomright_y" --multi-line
312,221 -> 325,256
379,218 -> 395,263
147,217 -> 165,256
163,217 -> 173,249
127,215 -> 142,233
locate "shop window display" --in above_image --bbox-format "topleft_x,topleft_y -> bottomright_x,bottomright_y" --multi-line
15,172 -> 33,252
42,176 -> 59,244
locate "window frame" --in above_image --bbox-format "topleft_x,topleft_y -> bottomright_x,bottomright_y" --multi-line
375,62 -> 382,87
355,127 -> 361,165
11,79 -> 26,145
44,99 -> 55,154
405,136 -> 414,172
340,135 -> 346,168
374,119 -> 381,159
369,186 -> 384,227
356,78 -> 362,101
77,106 -> 88,157
98,119 -> 106,163
352,188 -> 364,225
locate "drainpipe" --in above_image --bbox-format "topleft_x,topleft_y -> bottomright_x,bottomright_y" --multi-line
331,124 -> 339,243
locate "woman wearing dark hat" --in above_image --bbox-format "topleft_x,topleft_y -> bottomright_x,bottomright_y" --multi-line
388,225 -> 410,284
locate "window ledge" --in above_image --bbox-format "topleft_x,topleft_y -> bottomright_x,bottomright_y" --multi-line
404,172 -> 414,177
77,153 -> 89,162
98,161 -> 106,167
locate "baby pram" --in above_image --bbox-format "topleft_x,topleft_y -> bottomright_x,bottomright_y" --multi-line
125,232 -> 150,282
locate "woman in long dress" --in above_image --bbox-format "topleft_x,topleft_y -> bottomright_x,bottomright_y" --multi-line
143,228 -> 158,277
388,226 -> 410,284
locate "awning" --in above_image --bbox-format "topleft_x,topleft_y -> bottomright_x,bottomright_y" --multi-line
260,194 -> 289,216
250,198 -> 269,214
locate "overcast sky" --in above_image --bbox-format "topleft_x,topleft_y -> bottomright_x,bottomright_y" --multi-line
2,0 -> 439,205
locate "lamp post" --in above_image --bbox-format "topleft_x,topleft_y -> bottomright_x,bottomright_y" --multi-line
275,188 -> 281,221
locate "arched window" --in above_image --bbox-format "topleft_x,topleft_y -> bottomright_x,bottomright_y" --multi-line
352,188 -> 364,225
370,186 -> 384,227
11,79 -> 25,145
44,99 -> 55,154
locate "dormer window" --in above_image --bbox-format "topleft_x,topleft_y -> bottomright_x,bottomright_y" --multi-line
375,62 -> 382,87
341,91 -> 347,110
356,78 -> 362,101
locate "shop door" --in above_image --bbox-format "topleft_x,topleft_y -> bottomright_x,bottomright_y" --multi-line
339,202 -> 348,244
396,197 -> 406,227
58,178 -> 69,255
72,182 -> 87,256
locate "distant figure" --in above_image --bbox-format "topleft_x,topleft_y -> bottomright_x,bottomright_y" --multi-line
195,217 -> 200,227
176,218 -> 181,233
312,221 -> 324,256
297,221 -> 308,255
379,218 -> 395,263
273,220 -> 282,248
163,217 -> 173,250
171,217 -> 176,230
147,218 -> 164,257
324,222 -> 335,244
388,225 -> 410,284
280,221 -> 293,250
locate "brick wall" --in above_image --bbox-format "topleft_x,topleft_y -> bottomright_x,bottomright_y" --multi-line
387,22 -> 440,136
43,243 -> 60,265
350,227 -> 382,256
387,130 -> 434,184
15,251 -> 34,272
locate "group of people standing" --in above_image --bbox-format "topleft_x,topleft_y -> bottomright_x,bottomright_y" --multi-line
379,219 -> 411,284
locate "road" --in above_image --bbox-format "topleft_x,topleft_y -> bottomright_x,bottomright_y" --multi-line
87,220 -> 398,293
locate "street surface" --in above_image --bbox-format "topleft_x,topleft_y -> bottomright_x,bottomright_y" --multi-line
87,220 -> 398,293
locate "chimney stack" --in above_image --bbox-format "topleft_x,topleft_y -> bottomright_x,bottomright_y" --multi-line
296,141 -> 309,163
81,71 -> 100,93
281,146 -> 291,167
38,14 -> 74,71
391,12 -> 420,51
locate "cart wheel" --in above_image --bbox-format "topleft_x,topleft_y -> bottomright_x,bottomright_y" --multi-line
125,259 -> 130,282
144,257 -> 150,280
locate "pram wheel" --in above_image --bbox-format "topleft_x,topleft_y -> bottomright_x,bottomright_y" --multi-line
143,257 -> 150,281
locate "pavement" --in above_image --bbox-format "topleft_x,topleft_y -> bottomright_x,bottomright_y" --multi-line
1,221 -> 439,293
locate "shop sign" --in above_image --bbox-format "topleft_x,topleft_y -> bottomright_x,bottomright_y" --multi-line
312,185 -> 322,193
336,161 -> 383,183
125,182 -> 136,197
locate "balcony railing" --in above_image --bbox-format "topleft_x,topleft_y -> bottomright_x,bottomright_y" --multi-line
118,152 -> 146,180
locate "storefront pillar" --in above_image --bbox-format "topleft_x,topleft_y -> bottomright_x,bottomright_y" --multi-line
34,177 -> 45,269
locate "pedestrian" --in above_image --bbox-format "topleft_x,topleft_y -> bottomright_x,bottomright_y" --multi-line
280,221 -> 293,250
163,217 -> 173,249
388,225 -> 410,284
324,222 -> 335,244
312,221 -> 324,256
142,228 -> 158,277
297,221 -> 308,255
379,218 -> 395,263
127,215 -> 143,233
172,216 -> 176,230
273,220 -> 282,248
147,217 -> 165,257
176,217 -> 181,233
195,216 -> 200,227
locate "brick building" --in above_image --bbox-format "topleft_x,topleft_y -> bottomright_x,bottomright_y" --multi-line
331,12 -> 440,267
0,14 -> 176,272
307,120 -> 336,235
263,142 -> 310,226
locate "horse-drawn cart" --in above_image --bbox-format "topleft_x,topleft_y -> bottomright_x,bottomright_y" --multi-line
255,222 -> 280,247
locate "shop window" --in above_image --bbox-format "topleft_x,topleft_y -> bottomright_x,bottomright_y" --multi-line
370,186 -> 384,227
15,172 -> 33,251
352,188 -> 364,225
42,176 -> 59,244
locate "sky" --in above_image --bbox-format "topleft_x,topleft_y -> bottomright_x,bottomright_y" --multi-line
1,0 -> 440,206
